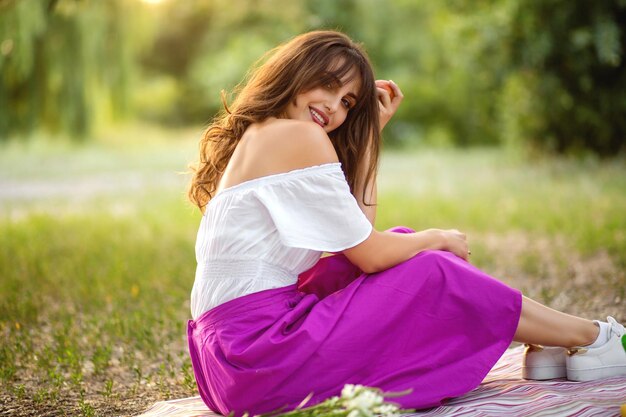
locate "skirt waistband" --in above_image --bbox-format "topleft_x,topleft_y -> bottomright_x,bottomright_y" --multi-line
189,283 -> 303,328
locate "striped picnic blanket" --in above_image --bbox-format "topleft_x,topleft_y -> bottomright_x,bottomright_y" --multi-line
137,346 -> 626,417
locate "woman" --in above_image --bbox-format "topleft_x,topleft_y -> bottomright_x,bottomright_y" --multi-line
187,30 -> 625,417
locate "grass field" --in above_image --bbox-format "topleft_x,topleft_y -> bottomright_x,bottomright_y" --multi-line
1,127 -> 625,416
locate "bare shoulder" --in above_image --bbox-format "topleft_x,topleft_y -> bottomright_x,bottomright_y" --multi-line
247,119 -> 339,170
218,119 -> 340,191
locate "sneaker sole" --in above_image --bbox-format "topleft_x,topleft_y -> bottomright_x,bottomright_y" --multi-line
567,364 -> 626,381
522,365 -> 567,380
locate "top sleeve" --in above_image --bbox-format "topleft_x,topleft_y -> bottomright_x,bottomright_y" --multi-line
254,164 -> 373,252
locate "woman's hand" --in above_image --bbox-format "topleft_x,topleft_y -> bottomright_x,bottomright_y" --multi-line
375,79 -> 403,131
429,228 -> 470,262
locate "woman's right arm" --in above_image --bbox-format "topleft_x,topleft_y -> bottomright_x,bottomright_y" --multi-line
343,228 -> 469,274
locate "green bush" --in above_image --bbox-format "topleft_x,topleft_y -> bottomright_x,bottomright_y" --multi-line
504,0 -> 626,155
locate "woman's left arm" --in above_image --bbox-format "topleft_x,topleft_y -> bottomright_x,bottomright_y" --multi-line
354,147 -> 378,226
355,80 -> 403,226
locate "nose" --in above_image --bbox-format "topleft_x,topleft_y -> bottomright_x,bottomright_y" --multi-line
325,95 -> 341,114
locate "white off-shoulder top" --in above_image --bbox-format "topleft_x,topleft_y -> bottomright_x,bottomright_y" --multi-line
190,162 -> 373,319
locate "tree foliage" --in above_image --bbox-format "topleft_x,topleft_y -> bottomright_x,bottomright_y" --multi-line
503,0 -> 626,155
0,0 -> 624,154
0,0 -> 144,140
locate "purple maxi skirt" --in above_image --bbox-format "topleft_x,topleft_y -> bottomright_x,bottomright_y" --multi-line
187,227 -> 522,416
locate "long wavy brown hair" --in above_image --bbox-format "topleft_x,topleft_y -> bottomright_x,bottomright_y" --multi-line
188,30 -> 380,211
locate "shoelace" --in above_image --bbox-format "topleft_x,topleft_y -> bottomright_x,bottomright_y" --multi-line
607,316 -> 625,337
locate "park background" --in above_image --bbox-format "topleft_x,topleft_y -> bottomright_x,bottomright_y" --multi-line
1,0 -> 625,415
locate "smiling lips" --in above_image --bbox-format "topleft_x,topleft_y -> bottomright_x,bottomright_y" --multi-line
309,107 -> 329,127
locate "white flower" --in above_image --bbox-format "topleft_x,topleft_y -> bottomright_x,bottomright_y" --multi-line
326,396 -> 340,406
341,384 -> 363,399
344,389 -> 384,413
373,403 -> 400,416
347,410 -> 361,417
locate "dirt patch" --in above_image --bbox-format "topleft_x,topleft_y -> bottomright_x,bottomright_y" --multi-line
479,231 -> 624,322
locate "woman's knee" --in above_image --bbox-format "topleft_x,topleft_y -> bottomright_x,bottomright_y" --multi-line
415,249 -> 452,263
405,250 -> 458,277
386,225 -> 415,234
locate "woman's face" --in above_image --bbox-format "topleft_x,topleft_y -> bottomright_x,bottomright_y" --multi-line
284,75 -> 360,133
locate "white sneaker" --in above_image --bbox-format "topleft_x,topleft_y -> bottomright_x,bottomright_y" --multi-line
522,344 -> 567,380
566,316 -> 626,382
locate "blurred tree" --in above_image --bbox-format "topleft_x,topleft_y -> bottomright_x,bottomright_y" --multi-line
0,0 -> 145,141
1,0 -> 624,155
384,1 -> 512,147
502,0 -> 626,155
136,0 -> 305,125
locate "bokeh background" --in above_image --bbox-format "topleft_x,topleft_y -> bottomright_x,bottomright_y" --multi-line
1,1 -> 625,416
2,0 -> 626,153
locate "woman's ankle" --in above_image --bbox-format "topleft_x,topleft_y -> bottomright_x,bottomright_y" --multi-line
578,321 -> 601,347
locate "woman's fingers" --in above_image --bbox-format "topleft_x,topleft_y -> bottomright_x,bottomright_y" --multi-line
375,80 -> 402,106
375,80 -> 403,130
376,86 -> 392,106
376,80 -> 404,104
446,229 -> 470,262
387,80 -> 403,101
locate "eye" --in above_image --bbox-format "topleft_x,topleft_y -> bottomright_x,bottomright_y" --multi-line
341,98 -> 352,109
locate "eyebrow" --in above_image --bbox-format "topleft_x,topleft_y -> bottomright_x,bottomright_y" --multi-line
325,72 -> 360,102
340,76 -> 361,102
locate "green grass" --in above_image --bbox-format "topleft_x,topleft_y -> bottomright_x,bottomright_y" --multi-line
378,148 -> 626,262
1,132 -> 625,415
